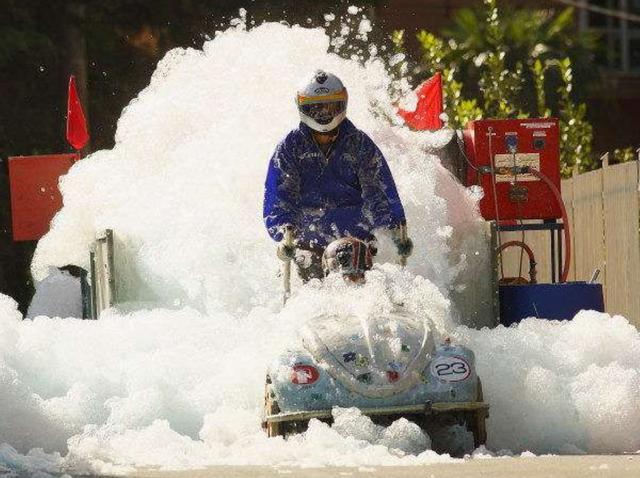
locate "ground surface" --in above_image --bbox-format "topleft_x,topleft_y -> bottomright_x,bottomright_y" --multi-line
130,455 -> 640,478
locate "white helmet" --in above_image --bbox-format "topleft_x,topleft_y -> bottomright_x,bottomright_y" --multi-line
296,70 -> 348,132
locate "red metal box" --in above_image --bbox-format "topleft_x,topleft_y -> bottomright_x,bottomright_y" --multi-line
8,153 -> 79,241
463,118 -> 562,221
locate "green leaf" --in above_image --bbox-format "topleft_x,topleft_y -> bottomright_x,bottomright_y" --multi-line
547,8 -> 574,38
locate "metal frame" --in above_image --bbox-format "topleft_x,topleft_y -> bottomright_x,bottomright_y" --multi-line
496,220 -> 565,283
89,229 -> 116,318
489,221 -> 501,322
78,267 -> 92,320
578,0 -> 640,73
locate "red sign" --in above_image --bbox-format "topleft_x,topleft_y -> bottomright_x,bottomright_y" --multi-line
8,154 -> 80,241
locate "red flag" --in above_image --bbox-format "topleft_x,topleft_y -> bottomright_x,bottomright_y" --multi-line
397,72 -> 444,131
66,75 -> 89,150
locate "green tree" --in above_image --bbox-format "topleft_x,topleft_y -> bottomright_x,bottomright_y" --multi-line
442,0 -> 598,111
399,0 -> 600,175
533,57 -> 593,175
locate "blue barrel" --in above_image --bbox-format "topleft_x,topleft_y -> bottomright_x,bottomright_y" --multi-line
499,282 -> 605,326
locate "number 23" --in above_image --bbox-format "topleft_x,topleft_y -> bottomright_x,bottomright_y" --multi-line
435,361 -> 468,376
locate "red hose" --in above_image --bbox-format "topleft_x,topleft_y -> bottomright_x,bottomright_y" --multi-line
498,240 -> 538,283
527,168 -> 572,282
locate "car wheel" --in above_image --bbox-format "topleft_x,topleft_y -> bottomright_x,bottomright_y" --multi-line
263,378 -> 283,438
468,378 -> 488,448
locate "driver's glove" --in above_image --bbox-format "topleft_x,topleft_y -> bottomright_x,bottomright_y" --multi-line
391,226 -> 414,258
277,224 -> 297,261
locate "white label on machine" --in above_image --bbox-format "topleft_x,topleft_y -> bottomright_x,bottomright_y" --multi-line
431,355 -> 471,382
494,153 -> 540,182
521,122 -> 555,129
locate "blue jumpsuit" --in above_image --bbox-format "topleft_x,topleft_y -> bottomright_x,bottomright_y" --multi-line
263,119 -> 406,251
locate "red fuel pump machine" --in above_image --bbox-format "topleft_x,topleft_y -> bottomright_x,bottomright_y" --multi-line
459,118 -> 602,325
462,117 -> 571,284
463,118 -> 563,221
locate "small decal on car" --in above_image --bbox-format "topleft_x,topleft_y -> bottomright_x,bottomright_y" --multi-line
343,352 -> 356,362
388,361 -> 403,371
355,355 -> 369,367
430,355 -> 471,382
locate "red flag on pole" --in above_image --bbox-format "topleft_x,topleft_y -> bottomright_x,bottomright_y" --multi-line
397,72 -> 444,131
66,75 -> 89,150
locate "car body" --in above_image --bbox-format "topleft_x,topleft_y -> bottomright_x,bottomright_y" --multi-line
262,308 -> 488,454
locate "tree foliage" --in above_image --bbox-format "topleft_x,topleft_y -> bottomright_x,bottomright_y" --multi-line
397,0 -> 601,176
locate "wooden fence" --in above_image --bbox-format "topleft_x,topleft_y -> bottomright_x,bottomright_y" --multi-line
500,160 -> 640,328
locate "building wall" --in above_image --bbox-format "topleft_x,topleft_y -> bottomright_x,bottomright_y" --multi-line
589,75 -> 640,152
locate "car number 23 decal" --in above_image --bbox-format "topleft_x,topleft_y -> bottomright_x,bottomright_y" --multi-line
430,356 -> 471,382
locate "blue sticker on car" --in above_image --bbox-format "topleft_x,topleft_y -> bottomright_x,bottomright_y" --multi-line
343,352 -> 356,362
388,361 -> 403,371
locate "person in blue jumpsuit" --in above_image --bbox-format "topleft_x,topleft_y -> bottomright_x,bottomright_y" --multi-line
263,70 -> 413,281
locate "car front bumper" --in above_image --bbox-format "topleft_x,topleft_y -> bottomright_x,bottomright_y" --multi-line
263,400 -> 489,425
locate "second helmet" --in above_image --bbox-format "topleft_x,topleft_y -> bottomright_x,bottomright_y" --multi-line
322,237 -> 373,278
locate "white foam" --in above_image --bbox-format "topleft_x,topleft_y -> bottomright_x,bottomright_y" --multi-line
454,311 -> 640,454
1,10 -> 639,476
357,19 -> 372,41
0,443 -> 62,477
